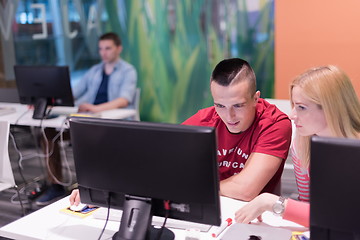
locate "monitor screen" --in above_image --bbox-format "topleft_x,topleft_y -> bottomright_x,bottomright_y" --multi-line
310,136 -> 360,240
14,65 -> 74,119
69,117 -> 221,239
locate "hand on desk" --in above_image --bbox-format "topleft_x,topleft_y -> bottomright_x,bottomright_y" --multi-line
78,103 -> 100,113
69,189 -> 96,209
69,189 -> 81,206
234,193 -> 279,224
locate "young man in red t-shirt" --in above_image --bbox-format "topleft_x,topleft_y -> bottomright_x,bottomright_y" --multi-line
69,58 -> 292,206
183,58 -> 292,201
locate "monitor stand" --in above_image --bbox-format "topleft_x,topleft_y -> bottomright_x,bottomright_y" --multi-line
32,98 -> 58,120
113,195 -> 174,240
146,226 -> 175,240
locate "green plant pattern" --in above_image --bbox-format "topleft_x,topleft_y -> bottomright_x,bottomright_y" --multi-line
104,0 -> 274,123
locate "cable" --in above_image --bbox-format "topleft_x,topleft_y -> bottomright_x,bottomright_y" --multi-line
10,121 -> 65,169
155,200 -> 171,240
98,193 -> 111,240
14,184 -> 26,216
10,179 -> 43,205
41,118 -> 73,186
9,131 -> 27,184
17,125 -> 64,165
14,108 -> 31,125
9,128 -> 46,206
10,115 -> 73,189
10,184 -> 30,205
9,107 -> 72,206
10,181 -> 39,204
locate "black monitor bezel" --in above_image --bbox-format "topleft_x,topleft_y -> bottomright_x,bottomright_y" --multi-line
14,65 -> 74,119
69,117 -> 221,229
310,136 -> 360,239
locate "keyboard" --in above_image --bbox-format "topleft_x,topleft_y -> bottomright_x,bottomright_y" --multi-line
92,207 -> 213,232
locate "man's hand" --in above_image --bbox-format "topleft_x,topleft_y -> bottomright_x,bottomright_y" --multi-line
78,103 -> 99,113
69,189 -> 81,206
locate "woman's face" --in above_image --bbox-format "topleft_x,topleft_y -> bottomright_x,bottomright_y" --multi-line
290,86 -> 331,137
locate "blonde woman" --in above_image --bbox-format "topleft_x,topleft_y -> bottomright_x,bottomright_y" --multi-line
234,65 -> 360,227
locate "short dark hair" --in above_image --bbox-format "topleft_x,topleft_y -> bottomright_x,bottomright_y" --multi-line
211,58 -> 256,95
99,32 -> 122,46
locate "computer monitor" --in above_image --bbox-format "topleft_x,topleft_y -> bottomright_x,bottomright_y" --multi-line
310,136 -> 360,240
14,65 -> 74,119
68,117 -> 221,240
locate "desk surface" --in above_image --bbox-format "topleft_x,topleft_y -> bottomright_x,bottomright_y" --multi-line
0,102 -> 136,128
0,196 -> 308,240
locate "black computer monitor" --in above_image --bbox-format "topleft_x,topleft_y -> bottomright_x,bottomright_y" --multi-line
14,65 -> 74,119
310,136 -> 360,240
69,117 -> 221,240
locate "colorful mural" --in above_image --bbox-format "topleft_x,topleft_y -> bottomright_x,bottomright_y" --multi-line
0,0 -> 274,123
105,0 -> 274,123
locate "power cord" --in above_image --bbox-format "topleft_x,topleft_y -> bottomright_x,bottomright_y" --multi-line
155,200 -> 171,240
98,193 -> 111,240
14,184 -> 26,216
9,113 -> 72,206
8,131 -> 28,184
14,108 -> 31,125
9,119 -> 72,184
40,118 -> 73,186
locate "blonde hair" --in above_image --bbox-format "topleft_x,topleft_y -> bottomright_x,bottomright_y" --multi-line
290,65 -> 360,168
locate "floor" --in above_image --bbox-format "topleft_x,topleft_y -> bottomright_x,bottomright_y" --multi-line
0,126 -> 298,234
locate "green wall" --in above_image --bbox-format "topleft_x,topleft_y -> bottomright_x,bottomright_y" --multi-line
1,0 -> 274,123
105,0 -> 274,123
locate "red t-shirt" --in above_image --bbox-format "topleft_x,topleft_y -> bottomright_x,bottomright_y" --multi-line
183,98 -> 292,193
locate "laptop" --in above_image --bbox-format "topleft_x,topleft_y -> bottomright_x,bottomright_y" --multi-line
221,223 -> 292,240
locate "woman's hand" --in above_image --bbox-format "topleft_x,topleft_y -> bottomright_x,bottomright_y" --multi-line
235,193 -> 279,224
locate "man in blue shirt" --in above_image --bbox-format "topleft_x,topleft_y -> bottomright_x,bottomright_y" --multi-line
73,32 -> 137,112
36,32 -> 137,205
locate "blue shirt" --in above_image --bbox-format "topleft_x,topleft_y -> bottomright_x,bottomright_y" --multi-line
72,59 -> 137,109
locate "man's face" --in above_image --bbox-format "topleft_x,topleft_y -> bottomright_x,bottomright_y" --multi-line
98,39 -> 122,64
211,80 -> 259,133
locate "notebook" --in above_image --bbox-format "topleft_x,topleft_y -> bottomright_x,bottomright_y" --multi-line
220,223 -> 292,240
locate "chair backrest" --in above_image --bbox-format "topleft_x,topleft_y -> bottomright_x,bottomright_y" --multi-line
0,120 -> 15,191
133,88 -> 141,121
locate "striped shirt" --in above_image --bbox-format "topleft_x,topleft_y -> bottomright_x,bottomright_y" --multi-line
291,145 -> 310,202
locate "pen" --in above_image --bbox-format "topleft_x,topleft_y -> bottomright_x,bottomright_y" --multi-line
211,218 -> 233,238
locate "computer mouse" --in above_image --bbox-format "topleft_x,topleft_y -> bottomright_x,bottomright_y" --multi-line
70,203 -> 88,212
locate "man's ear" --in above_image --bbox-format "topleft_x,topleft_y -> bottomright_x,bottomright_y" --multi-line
253,91 -> 260,104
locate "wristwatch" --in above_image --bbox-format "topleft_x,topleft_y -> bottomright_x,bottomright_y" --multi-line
272,196 -> 286,216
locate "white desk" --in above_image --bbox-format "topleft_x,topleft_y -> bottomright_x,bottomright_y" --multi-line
0,102 -> 137,128
0,196 -> 308,240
